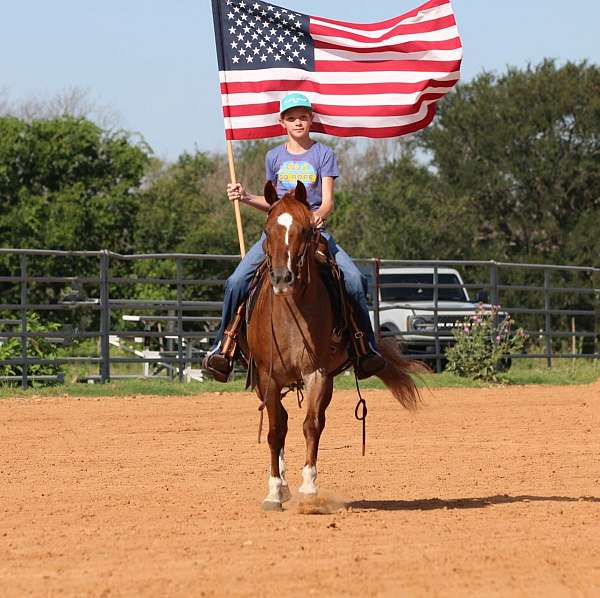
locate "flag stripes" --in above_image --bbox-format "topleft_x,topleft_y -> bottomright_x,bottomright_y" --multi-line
212,0 -> 462,140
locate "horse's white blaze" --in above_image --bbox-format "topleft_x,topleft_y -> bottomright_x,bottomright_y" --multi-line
276,212 -> 293,273
277,212 -> 293,245
299,464 -> 318,495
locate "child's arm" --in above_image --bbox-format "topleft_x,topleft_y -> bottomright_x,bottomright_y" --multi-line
227,183 -> 270,212
312,176 -> 335,228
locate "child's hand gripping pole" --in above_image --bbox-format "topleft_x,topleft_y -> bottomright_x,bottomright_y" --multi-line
226,140 -> 246,257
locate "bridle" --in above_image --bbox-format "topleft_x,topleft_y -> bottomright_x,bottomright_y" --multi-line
264,217 -> 320,287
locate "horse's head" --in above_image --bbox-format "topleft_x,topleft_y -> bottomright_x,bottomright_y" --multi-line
263,180 -> 315,295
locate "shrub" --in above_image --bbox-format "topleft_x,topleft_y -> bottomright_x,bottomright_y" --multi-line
446,304 -> 527,383
0,313 -> 64,386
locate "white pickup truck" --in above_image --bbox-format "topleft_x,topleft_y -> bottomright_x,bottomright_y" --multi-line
365,266 -> 491,359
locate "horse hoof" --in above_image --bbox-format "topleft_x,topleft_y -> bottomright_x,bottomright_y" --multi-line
281,484 -> 292,503
262,500 -> 283,512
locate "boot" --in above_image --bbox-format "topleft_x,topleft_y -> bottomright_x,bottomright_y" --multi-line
202,352 -> 232,383
348,310 -> 385,379
202,303 -> 245,383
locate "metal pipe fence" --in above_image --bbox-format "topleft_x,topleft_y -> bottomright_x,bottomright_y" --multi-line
0,248 -> 598,387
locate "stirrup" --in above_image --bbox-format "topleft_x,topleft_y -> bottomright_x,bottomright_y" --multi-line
202,353 -> 232,383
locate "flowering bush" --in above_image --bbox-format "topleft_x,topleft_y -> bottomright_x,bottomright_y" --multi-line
446,304 -> 527,383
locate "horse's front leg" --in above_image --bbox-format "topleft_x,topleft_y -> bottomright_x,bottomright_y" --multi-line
260,380 -> 290,511
299,370 -> 333,496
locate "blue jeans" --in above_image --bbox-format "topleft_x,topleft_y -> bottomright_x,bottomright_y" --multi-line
212,231 -> 376,350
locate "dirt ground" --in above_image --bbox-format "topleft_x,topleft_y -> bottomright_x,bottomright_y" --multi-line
2,380 -> 600,597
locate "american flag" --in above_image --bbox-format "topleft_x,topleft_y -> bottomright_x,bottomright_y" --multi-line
211,0 -> 462,140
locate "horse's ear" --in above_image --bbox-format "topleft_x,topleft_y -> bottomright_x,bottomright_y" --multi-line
295,181 -> 310,208
264,181 -> 278,206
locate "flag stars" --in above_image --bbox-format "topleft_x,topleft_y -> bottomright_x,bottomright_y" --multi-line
223,1 -> 309,71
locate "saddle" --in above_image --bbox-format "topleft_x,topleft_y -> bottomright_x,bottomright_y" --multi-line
219,233 -> 367,376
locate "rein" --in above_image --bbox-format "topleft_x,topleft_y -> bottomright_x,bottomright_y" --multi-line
257,223 -> 317,444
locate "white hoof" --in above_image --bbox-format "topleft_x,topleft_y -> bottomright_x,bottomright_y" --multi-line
299,465 -> 318,495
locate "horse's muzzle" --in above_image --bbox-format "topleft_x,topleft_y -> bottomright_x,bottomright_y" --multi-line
270,268 -> 295,295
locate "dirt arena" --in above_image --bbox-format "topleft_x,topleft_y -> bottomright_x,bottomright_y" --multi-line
2,380 -> 600,597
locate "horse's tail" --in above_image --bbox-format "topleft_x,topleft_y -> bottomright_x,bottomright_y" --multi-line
375,338 -> 422,411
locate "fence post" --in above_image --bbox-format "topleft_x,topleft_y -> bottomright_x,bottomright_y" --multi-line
373,258 -> 381,343
19,255 -> 28,390
544,269 -> 552,369
99,251 -> 111,383
433,265 -> 441,373
176,258 -> 184,383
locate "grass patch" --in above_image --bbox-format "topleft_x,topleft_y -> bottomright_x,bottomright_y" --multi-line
1,358 -> 597,398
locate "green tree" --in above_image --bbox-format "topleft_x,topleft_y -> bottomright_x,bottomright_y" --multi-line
332,152 -> 476,260
0,116 -> 150,252
422,60 -> 600,265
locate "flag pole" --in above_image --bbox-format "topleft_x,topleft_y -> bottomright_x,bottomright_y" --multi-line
226,139 -> 246,257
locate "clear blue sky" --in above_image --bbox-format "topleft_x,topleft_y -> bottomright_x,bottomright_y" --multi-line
2,1 -> 598,160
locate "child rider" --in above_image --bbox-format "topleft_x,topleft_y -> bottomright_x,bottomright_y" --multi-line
203,92 -> 385,382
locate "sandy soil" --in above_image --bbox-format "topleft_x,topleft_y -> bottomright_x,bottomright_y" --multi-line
2,380 -> 600,597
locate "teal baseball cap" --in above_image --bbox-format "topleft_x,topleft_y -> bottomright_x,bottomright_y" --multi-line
280,93 -> 312,115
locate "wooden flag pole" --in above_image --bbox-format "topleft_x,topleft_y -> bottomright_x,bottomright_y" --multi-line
226,140 -> 246,257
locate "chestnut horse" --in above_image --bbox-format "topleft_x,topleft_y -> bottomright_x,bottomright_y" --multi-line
245,181 -> 419,511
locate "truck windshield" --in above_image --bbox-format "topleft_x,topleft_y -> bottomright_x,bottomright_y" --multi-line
380,273 -> 467,302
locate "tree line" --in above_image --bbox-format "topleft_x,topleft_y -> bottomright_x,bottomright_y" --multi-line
1,60 -> 599,301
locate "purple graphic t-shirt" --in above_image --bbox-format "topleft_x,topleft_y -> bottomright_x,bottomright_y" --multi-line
265,142 -> 340,211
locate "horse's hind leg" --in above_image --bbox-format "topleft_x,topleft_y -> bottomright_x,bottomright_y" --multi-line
299,372 -> 333,496
261,383 -> 289,511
